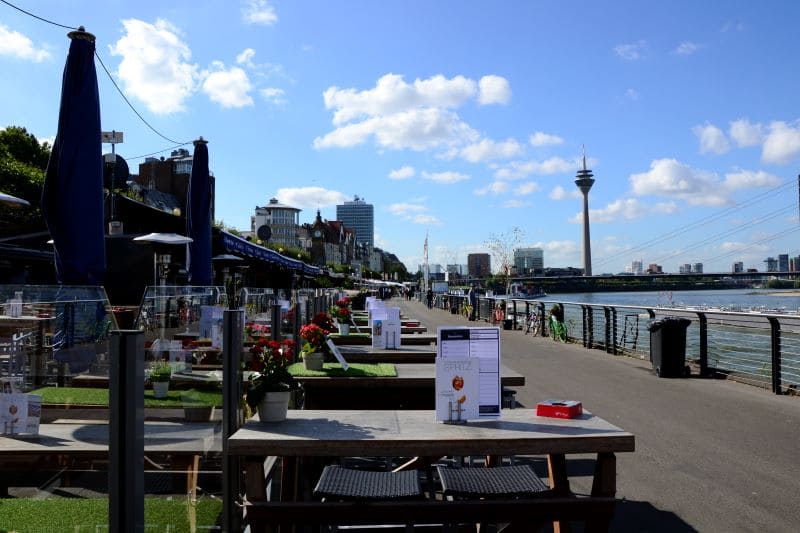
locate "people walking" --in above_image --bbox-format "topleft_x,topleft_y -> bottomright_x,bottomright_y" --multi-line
426,288 -> 433,309
468,284 -> 477,321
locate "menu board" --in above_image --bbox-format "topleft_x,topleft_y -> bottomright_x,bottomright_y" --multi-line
1,386 -> 40,435
435,357 -> 479,422
437,327 -> 501,418
372,319 -> 401,349
326,338 -> 350,371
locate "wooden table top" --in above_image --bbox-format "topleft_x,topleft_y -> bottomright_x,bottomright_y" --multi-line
337,345 -> 436,364
0,421 -> 221,456
293,363 -> 525,387
228,409 -> 634,457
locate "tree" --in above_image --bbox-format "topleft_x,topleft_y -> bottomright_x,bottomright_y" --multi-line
0,126 -> 51,229
483,226 -> 525,295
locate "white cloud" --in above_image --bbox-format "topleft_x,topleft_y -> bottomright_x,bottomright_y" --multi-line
474,180 -> 510,196
0,24 -> 50,62
515,182 -> 540,195
388,166 -> 415,180
110,18 -> 199,114
674,41 -> 700,56
242,0 -> 278,25
201,62 -> 253,108
412,214 -> 442,225
529,132 -> 564,147
570,198 -> 677,224
614,40 -> 647,61
260,87 -> 286,105
314,107 -> 478,150
494,157 -> 577,180
323,73 -> 476,126
629,158 -> 728,206
236,48 -> 256,67
502,199 -> 528,208
478,75 -> 511,105
625,88 -> 639,100
729,118 -> 764,147
421,170 -> 469,184
724,169 -> 780,189
692,122 -> 730,155
388,202 -> 426,215
276,186 -> 347,208
762,121 -> 800,165
549,185 -> 581,200
459,138 -> 522,163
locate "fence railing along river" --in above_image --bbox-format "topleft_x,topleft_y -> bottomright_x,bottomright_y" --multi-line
436,293 -> 800,395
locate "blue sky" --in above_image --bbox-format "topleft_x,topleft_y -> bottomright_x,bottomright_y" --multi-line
2,0 -> 800,274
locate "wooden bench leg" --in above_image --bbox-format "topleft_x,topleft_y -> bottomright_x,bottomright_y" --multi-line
586,452 -> 616,533
548,453 -> 571,533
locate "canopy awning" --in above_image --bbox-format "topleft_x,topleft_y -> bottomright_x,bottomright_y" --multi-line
219,230 -> 320,276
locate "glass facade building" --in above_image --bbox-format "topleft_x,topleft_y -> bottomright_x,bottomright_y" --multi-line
336,196 -> 374,247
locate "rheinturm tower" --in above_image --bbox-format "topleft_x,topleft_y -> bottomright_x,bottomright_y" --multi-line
575,147 -> 595,276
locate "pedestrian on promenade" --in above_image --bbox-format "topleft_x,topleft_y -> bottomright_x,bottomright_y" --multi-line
468,284 -> 477,321
426,288 -> 433,309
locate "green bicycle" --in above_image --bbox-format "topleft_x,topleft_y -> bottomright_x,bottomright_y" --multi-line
549,315 -> 567,342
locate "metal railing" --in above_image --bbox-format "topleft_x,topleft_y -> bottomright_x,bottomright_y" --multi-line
439,293 -> 800,395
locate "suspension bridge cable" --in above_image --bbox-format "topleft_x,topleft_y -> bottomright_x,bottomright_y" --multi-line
593,178 -> 797,268
0,0 -> 77,30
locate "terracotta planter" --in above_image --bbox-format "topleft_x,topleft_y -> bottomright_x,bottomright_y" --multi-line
337,322 -> 350,336
257,390 -> 291,422
303,351 -> 324,370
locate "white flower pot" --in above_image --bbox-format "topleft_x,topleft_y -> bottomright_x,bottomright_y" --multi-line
257,390 -> 291,422
337,322 -> 350,336
303,351 -> 324,371
152,381 -> 169,399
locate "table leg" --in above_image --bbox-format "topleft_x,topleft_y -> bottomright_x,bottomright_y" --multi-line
586,452 -> 616,533
547,453 -> 571,533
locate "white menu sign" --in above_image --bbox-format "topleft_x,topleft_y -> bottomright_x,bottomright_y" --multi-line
435,357 -> 479,422
437,327 -> 502,418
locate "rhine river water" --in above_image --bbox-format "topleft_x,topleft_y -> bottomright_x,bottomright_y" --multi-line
539,288 -> 800,312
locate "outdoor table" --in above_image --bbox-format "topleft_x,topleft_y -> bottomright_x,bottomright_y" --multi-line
329,333 -> 437,346
336,345 -> 436,364
293,363 -> 524,409
0,420 -> 221,498
228,409 -> 635,530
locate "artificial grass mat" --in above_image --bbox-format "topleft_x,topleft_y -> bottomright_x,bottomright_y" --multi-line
33,387 -> 223,408
288,362 -> 396,377
0,497 -> 221,532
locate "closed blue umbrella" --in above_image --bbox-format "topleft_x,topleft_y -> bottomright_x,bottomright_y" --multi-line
187,137 -> 212,285
41,27 -> 105,284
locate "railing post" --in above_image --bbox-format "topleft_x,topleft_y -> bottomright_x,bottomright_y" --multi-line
698,314 -> 708,376
109,329 -> 144,533
603,307 -> 613,354
537,301 -> 546,337
768,317 -> 782,394
223,308 -> 244,532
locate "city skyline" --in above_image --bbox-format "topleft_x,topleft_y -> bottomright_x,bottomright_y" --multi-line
2,1 -> 800,273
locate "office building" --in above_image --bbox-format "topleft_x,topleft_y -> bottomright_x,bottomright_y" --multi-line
778,254 -> 789,272
693,263 -> 703,274
468,253 -> 491,278
251,197 -> 301,248
732,261 -> 744,273
513,247 -> 544,275
336,195 -> 374,247
764,257 -> 778,272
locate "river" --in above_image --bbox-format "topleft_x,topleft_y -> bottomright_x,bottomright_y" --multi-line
536,288 -> 800,312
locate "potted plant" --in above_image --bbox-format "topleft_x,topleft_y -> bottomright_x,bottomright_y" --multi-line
329,304 -> 352,335
244,338 -> 300,422
149,361 -> 172,398
299,323 -> 327,370
311,312 -> 336,334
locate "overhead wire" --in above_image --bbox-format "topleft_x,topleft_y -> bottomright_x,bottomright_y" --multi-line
1,0 -> 190,149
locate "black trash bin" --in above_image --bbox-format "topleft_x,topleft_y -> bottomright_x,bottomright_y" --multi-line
647,317 -> 691,377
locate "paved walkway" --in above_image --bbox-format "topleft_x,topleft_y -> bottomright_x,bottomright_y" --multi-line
393,297 -> 800,532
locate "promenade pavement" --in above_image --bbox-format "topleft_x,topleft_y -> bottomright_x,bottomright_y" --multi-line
393,297 -> 800,532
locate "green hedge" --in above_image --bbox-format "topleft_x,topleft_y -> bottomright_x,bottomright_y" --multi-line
33,387 -> 223,408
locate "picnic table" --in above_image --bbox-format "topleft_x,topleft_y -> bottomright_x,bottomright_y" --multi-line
329,333 -> 437,346
336,344 -> 436,364
293,363 -> 524,409
228,409 -> 635,530
0,420 -> 221,497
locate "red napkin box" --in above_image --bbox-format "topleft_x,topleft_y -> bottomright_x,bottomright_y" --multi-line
536,400 -> 583,419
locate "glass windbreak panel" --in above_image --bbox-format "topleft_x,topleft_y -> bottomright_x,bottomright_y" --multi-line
241,287 -> 275,340
137,285 -> 226,530
0,285 -> 115,531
